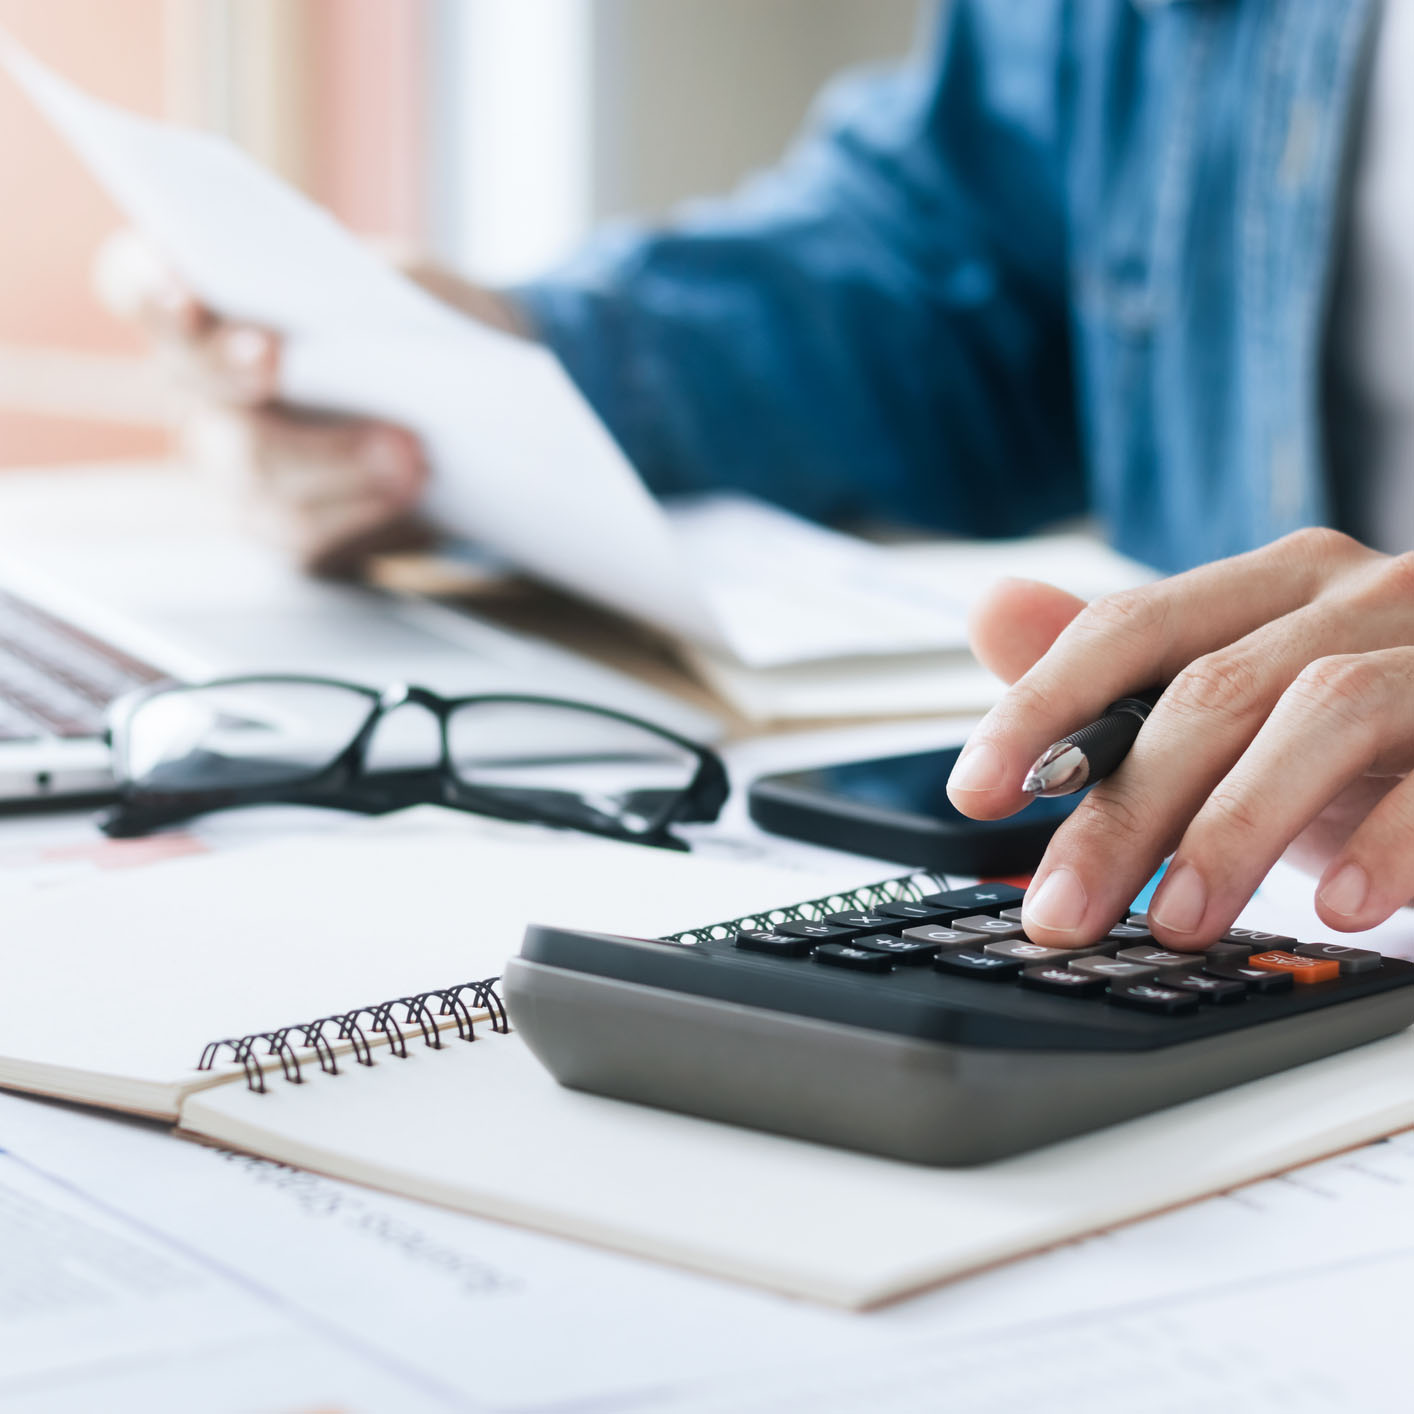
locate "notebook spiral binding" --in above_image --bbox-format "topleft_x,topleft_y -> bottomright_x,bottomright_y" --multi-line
660,870 -> 950,946
198,978 -> 509,1094
199,871 -> 951,1094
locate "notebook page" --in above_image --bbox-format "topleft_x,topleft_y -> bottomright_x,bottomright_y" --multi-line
179,1022 -> 1414,1309
0,811 -> 843,1117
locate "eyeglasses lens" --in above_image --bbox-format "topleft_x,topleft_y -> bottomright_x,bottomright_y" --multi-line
120,681 -> 373,792
446,701 -> 698,836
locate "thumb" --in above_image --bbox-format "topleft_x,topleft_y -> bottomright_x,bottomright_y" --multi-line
969,578 -> 1087,685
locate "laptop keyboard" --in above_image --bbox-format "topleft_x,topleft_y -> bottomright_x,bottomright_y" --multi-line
0,588 -> 165,740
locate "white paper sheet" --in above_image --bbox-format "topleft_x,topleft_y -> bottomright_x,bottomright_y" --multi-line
1,39 -> 993,671
1,1335 -> 458,1414
0,37 -> 719,652
663,495 -> 971,665
680,526 -> 1159,720
0,1092 -> 900,1411
0,1151 -> 284,1386
633,1127 -> 1414,1411
671,1245 -> 1414,1413
10,1081 -> 1414,1412
0,1145 -> 458,1414
882,529 -> 1160,610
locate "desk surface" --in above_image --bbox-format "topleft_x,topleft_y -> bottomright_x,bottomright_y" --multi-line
0,463 -> 1406,1414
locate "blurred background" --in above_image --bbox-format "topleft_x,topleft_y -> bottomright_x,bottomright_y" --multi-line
0,0 -> 921,472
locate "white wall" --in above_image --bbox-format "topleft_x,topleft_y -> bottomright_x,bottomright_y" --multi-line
437,0 -> 925,284
589,0 -> 925,224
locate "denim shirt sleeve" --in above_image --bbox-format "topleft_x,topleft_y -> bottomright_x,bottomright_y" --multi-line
513,2 -> 1085,537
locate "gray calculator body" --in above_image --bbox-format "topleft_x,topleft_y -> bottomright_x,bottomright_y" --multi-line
503,885 -> 1414,1165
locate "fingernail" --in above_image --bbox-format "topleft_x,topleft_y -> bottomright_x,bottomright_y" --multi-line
363,432 -> 410,493
1150,864 -> 1207,935
1024,868 -> 1088,933
948,742 -> 1005,794
1319,861 -> 1369,918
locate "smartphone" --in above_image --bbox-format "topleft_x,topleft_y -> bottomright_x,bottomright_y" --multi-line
747,745 -> 1085,877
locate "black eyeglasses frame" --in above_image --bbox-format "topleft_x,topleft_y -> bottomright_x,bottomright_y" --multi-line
100,673 -> 729,849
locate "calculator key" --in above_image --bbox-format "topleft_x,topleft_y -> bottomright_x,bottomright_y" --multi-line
1294,942 -> 1383,975
933,949 -> 1025,981
918,884 -> 1026,916
877,901 -> 960,927
1223,927 -> 1297,950
984,938 -> 1076,964
1246,950 -> 1340,985
901,925 -> 975,950
735,930 -> 815,958
1105,922 -> 1153,943
824,910 -> 898,932
1019,965 -> 1108,998
813,942 -> 896,973
1068,956 -> 1161,981
1126,912 -> 1150,927
999,907 -> 1025,923
1107,980 -> 1202,1015
777,921 -> 859,942
1167,972 -> 1248,1005
851,933 -> 943,964
952,915 -> 1027,939
1114,946 -> 1194,972
1201,940 -> 1258,964
1202,960 -> 1295,995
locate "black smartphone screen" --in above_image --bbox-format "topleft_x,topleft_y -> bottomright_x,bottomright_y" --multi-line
786,747 -> 1077,827
748,746 -> 1085,875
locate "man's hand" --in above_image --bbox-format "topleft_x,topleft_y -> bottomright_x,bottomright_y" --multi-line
947,530 -> 1414,949
95,230 -> 526,574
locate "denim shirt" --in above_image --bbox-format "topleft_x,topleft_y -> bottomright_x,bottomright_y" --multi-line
516,0 -> 1373,575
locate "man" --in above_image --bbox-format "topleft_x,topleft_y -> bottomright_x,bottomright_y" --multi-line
109,0 -> 1414,952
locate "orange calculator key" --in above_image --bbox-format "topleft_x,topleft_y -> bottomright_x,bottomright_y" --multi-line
1247,950 -> 1340,985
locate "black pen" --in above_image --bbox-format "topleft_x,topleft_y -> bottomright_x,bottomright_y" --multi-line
1022,690 -> 1161,797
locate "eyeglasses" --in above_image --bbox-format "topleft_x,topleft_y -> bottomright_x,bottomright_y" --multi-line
100,674 -> 729,849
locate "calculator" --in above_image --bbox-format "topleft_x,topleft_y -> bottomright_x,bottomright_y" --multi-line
502,881 -> 1414,1164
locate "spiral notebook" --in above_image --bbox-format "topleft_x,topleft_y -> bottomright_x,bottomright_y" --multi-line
6,807 -> 1414,1309
0,808 -> 856,1118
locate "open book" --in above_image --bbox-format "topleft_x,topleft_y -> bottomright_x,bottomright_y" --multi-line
2,806 -> 1413,1309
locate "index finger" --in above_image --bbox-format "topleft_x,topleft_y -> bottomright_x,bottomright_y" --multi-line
944,529 -> 1365,820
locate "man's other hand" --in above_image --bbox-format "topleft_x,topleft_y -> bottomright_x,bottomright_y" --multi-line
94,229 -> 524,574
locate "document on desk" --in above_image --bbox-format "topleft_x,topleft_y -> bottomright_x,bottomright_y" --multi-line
0,1143 -> 483,1413
0,1090 -> 912,1412
0,1147 -> 286,1386
8,1084 -> 1414,1414
1,38 -> 979,673
669,1131 -> 1414,1412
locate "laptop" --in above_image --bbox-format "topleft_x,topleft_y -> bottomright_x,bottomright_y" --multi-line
0,495 -> 718,806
